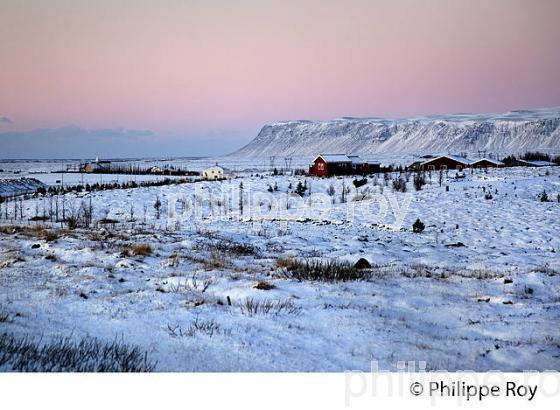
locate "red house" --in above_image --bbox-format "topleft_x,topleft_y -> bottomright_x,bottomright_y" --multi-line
419,155 -> 472,171
309,154 -> 348,176
309,154 -> 378,176
471,158 -> 504,168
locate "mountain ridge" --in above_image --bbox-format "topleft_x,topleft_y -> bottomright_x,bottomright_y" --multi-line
231,107 -> 560,158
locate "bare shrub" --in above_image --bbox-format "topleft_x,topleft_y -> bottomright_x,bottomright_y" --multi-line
26,226 -> 61,242
392,178 -> 407,193
413,172 -> 427,191
0,333 -> 155,372
412,218 -> 425,233
130,243 -> 153,256
277,258 -> 372,282
43,230 -> 59,242
401,263 -> 435,278
468,269 -> 502,280
203,251 -> 227,270
195,227 -> 221,240
238,298 -> 300,316
167,253 -> 181,268
254,280 -> 275,290
194,237 -> 258,256
65,214 -> 79,229
167,273 -> 213,293
0,225 -> 19,235
167,317 -> 223,337
210,240 -> 257,256
88,232 -> 104,242
534,265 -> 559,276
277,257 -> 296,269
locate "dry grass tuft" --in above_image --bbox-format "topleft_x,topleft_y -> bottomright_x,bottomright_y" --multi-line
0,225 -> 20,235
202,251 -> 227,270
0,225 -> 62,241
167,317 -> 224,338
277,257 -> 296,269
254,280 -> 275,290
28,226 -> 60,242
129,243 -> 153,256
0,333 -> 155,371
193,239 -> 258,257
238,297 -> 300,316
277,258 -> 372,282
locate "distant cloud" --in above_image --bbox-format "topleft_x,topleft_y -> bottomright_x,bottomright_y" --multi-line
0,126 -> 157,159
0,116 -> 13,124
0,125 -> 250,159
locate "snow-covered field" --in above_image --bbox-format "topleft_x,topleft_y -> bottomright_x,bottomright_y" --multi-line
0,162 -> 559,371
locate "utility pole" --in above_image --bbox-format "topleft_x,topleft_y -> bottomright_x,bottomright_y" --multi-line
284,157 -> 293,175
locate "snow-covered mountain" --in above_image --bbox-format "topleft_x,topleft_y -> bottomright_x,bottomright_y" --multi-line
231,107 -> 560,158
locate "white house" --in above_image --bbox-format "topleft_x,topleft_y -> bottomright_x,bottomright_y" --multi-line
202,166 -> 225,180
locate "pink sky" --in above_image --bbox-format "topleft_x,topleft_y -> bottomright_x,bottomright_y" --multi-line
1,0 -> 560,142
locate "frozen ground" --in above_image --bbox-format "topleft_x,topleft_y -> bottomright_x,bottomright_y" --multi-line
0,164 -> 559,371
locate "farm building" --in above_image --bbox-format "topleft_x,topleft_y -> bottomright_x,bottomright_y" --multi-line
81,159 -> 111,173
406,161 -> 425,171
202,166 -> 225,180
471,158 -> 504,168
518,160 -> 557,167
309,154 -> 379,176
419,155 -> 472,171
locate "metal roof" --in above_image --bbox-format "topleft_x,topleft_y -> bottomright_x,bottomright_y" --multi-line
347,155 -> 364,165
420,155 -> 472,166
471,158 -> 504,166
520,160 -> 556,167
317,154 -> 353,163
203,166 -> 224,172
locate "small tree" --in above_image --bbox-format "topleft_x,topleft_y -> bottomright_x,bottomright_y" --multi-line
295,181 -> 307,196
340,180 -> 347,203
412,218 -> 425,233
413,172 -> 426,191
392,177 -> 407,193
327,184 -> 335,196
522,151 -> 551,162
538,190 -> 550,202
78,198 -> 93,228
129,204 -> 135,222
154,196 -> 162,219
353,178 -> 367,189
239,181 -> 244,216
